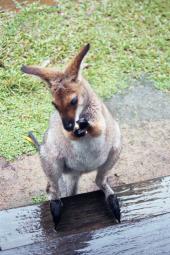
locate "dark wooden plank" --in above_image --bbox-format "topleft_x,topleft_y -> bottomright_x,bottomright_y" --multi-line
0,176 -> 170,252
1,213 -> 170,255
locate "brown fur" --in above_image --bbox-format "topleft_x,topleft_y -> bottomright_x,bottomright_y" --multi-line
21,65 -> 63,84
87,122 -> 102,137
51,82 -> 82,122
65,44 -> 90,79
21,45 -> 90,134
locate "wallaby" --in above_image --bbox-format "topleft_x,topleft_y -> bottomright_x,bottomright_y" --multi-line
21,44 -> 122,227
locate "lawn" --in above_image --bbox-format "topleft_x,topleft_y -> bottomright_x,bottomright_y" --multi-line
0,0 -> 169,159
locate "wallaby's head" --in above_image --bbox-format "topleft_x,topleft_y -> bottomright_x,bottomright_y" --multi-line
21,44 -> 90,132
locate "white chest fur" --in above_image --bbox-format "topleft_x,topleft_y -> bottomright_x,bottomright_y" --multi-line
65,132 -> 110,172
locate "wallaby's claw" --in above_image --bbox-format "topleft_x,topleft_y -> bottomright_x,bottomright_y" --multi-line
74,128 -> 87,137
50,199 -> 63,228
107,194 -> 121,223
77,117 -> 89,129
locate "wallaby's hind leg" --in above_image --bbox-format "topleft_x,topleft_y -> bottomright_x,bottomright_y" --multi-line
96,147 -> 121,223
40,154 -> 64,227
63,173 -> 81,196
46,173 -> 80,227
46,181 -> 63,227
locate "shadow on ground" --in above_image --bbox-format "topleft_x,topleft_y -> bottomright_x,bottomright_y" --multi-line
1,79 -> 170,209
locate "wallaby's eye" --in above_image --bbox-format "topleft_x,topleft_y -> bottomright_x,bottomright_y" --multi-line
70,96 -> 78,106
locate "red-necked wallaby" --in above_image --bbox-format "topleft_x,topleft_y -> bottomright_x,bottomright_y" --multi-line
21,44 -> 122,227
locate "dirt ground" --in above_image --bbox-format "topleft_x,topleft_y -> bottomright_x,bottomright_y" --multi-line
1,80 -> 170,210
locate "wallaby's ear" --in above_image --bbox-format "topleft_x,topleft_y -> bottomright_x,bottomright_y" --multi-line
65,43 -> 90,80
21,65 -> 57,84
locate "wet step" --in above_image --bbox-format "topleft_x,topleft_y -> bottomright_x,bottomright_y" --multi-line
0,176 -> 170,254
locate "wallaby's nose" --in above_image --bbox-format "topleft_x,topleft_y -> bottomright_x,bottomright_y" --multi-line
62,119 -> 75,131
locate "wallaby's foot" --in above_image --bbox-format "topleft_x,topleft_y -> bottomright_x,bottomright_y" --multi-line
107,194 -> 121,223
50,199 -> 63,227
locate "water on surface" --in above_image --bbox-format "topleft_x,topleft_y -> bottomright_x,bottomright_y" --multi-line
0,176 -> 170,251
0,0 -> 56,11
76,214 -> 170,255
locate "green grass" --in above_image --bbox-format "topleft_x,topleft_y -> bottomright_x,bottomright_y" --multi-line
32,193 -> 47,204
0,0 -> 169,159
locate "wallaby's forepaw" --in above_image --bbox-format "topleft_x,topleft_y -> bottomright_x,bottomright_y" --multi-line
74,128 -> 87,137
107,194 -> 121,223
73,117 -> 89,137
50,199 -> 63,228
77,117 -> 90,129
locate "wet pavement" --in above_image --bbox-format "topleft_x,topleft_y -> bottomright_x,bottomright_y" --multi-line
0,79 -> 170,209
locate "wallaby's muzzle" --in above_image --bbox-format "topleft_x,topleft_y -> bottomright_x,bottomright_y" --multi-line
62,118 -> 75,132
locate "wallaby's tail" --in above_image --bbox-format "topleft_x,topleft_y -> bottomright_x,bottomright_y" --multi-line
28,131 -> 40,151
